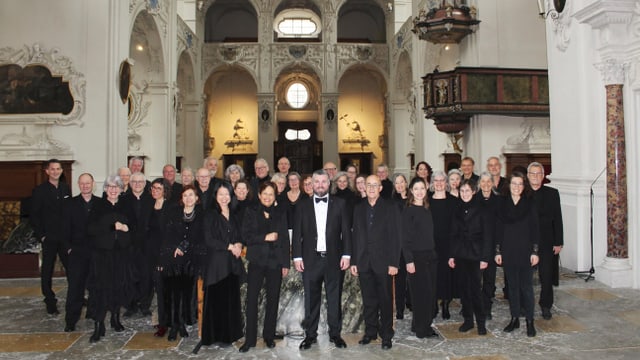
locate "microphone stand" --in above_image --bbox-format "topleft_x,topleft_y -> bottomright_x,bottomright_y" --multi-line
575,167 -> 605,282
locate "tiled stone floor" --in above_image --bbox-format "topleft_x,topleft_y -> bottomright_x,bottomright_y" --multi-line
1,269 -> 640,359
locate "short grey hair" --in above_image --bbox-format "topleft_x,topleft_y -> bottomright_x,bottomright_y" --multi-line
103,175 -> 124,191
429,170 -> 449,192
224,164 -> 245,180
527,162 -> 545,175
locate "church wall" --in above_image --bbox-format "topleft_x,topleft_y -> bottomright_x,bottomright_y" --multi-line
0,0 -> 129,194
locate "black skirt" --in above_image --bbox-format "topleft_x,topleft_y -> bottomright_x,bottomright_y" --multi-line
200,274 -> 244,345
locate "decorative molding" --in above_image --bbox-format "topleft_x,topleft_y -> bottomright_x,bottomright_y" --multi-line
595,59 -> 629,85
202,43 -> 259,81
546,0 -> 573,52
337,44 -> 389,78
0,43 -> 86,126
0,126 -> 72,159
503,118 -> 551,154
128,81 -> 151,151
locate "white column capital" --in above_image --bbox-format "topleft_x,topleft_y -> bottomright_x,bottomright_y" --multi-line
594,59 -> 628,86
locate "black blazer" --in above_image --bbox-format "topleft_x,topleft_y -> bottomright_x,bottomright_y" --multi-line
291,195 -> 352,268
242,203 -> 290,269
351,197 -> 401,274
64,194 -> 100,252
531,186 -> 563,251
449,197 -> 493,262
202,207 -> 245,286
30,181 -> 71,242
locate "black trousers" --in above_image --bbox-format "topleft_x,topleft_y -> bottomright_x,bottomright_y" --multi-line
359,268 -> 394,341
504,264 -> 534,320
538,251 -> 557,309
245,263 -> 283,346
302,256 -> 344,338
163,274 -> 193,327
395,253 -> 409,316
41,238 -> 68,305
136,255 -> 154,312
408,250 -> 437,337
457,259 -> 485,324
65,248 -> 91,325
481,259 -> 497,311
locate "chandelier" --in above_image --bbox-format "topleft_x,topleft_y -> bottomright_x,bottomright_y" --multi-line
412,1 -> 480,44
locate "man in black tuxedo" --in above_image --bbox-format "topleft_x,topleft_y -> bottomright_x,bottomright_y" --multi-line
350,174 -> 401,350
292,169 -> 352,350
527,162 -> 563,320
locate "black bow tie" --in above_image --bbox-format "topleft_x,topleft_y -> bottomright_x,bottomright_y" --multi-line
315,196 -> 328,203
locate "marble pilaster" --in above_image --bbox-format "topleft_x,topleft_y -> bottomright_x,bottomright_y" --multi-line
605,83 -> 627,258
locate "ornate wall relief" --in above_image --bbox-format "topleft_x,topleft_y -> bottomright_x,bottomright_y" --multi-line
0,43 -> 85,126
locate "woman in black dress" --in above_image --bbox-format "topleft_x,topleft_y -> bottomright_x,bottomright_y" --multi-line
448,179 -> 492,335
239,181 -> 290,353
160,185 -> 203,341
87,175 -> 136,343
429,170 -> 458,319
495,172 -> 540,337
402,177 -> 438,338
200,182 -> 245,347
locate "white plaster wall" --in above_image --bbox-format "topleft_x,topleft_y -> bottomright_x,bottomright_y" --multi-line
0,0 -> 129,195
460,0 -> 548,68
544,9 -> 609,276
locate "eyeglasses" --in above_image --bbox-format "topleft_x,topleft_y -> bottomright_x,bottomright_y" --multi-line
106,185 -> 120,190
255,166 -> 268,170
366,183 -> 380,188
151,186 -> 164,191
528,172 -> 543,176
324,167 -> 337,171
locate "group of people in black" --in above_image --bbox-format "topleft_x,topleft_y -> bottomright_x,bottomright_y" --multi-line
29,153 -> 562,352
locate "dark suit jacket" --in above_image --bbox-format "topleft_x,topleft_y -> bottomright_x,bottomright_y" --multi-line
291,195 -> 352,268
64,194 -> 100,252
531,186 -> 563,250
30,181 -> 71,242
242,203 -> 290,269
351,197 -> 401,274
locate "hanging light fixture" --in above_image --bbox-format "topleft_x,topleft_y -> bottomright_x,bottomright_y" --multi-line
412,1 -> 480,44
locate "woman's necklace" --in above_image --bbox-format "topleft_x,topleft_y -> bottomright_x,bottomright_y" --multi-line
183,209 -> 195,221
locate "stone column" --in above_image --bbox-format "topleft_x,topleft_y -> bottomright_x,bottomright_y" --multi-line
596,59 -> 631,287
605,82 -> 627,258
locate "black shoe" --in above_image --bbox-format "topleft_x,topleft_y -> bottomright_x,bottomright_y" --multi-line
167,327 -> 178,341
64,323 -> 75,332
239,342 -> 252,352
396,313 -> 404,320
442,300 -> 451,320
477,326 -> 487,335
299,336 -> 316,350
417,328 -> 439,339
458,321 -> 474,332
178,324 -> 188,338
140,308 -> 152,317
89,321 -> 103,343
381,340 -> 392,350
503,317 -> 520,332
526,319 -> 536,337
358,335 -> 376,345
330,336 -> 347,348
46,301 -> 59,315
110,313 -> 125,332
541,307 -> 552,320
265,339 -> 276,348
